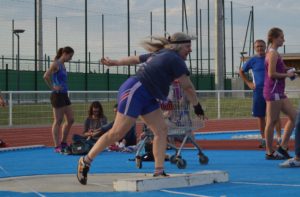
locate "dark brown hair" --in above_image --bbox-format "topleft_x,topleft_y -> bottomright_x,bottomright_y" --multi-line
88,101 -> 105,118
267,27 -> 283,48
55,46 -> 74,60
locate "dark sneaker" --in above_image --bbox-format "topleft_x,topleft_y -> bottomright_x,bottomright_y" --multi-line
77,157 -> 90,185
60,146 -> 72,155
276,146 -> 292,159
60,142 -> 68,149
153,171 -> 169,177
265,151 -> 285,160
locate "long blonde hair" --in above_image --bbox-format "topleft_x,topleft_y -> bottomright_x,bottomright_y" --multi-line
140,32 -> 195,52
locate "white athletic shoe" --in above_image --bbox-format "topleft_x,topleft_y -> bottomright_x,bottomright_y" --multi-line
279,157 -> 300,168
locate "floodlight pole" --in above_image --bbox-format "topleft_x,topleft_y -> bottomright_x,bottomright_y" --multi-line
13,29 -> 25,91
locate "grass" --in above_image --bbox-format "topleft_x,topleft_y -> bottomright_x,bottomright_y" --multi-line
0,101 -> 118,126
0,97 -> 299,126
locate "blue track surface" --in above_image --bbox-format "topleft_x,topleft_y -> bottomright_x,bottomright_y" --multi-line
0,147 -> 300,196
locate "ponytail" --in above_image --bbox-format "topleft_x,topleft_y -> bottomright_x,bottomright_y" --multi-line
55,46 -> 74,60
55,48 -> 63,60
140,36 -> 169,52
140,32 -> 195,53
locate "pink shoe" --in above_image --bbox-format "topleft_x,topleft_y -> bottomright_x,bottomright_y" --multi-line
54,145 -> 62,153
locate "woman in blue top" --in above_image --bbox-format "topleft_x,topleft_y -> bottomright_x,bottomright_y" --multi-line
77,32 -> 205,185
44,46 -> 74,153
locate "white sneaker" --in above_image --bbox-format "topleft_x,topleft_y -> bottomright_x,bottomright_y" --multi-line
279,158 -> 300,168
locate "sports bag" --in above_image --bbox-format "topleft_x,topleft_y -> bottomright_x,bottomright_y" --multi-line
70,141 -> 91,155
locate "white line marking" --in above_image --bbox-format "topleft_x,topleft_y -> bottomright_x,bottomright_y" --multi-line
195,130 -> 258,135
232,181 -> 300,187
160,189 -> 213,197
0,145 -> 45,152
0,166 -> 46,197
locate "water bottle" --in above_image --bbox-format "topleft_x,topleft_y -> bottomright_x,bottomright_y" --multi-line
287,68 -> 296,80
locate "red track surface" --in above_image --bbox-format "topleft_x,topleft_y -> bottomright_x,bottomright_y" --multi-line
0,118 -> 294,150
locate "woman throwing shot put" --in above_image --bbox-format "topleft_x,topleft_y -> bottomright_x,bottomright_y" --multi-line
76,32 -> 205,185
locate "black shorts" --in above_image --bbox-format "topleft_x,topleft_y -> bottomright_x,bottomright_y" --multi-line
50,92 -> 71,108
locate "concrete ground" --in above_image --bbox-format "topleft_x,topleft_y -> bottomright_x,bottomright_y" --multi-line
0,173 -> 149,192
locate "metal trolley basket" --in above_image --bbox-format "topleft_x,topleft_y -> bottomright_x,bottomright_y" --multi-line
135,82 -> 209,169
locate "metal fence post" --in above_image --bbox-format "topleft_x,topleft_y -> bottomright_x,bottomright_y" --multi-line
9,92 -> 13,126
217,90 -> 221,119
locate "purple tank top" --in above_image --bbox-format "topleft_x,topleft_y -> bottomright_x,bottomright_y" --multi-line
263,49 -> 286,101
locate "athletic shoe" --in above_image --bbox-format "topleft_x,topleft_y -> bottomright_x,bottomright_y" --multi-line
60,142 -> 68,149
77,156 -> 90,185
276,146 -> 292,159
60,142 -> 70,154
54,142 -> 68,153
60,146 -> 72,155
279,158 -> 300,168
54,145 -> 62,153
153,171 -> 169,177
265,151 -> 285,160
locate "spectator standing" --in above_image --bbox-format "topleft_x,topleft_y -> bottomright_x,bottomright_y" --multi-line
263,28 -> 297,160
44,46 -> 75,153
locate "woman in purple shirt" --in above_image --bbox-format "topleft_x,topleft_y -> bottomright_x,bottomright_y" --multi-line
263,27 -> 297,160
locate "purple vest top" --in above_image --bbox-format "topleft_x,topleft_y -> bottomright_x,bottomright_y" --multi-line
263,49 -> 286,100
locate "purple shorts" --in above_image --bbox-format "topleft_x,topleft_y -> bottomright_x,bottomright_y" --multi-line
117,77 -> 160,118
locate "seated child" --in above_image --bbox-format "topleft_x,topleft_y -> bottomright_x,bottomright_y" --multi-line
69,101 -> 107,154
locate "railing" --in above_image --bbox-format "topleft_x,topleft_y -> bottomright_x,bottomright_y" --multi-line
0,90 -> 299,127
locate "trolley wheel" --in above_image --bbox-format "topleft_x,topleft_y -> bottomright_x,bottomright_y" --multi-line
170,155 -> 177,164
135,156 -> 143,169
176,158 -> 187,169
199,154 -> 209,165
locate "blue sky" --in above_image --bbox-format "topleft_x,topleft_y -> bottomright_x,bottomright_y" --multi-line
0,0 -> 300,74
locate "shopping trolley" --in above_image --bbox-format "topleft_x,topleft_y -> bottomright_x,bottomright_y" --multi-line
135,81 -> 209,169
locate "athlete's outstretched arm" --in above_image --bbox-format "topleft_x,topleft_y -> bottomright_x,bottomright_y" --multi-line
100,56 -> 140,66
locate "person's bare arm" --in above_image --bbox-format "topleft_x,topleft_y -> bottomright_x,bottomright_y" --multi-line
177,75 -> 205,118
43,61 -> 60,91
83,130 -> 93,138
100,56 -> 140,66
177,75 -> 198,106
239,68 -> 255,90
0,95 -> 5,107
